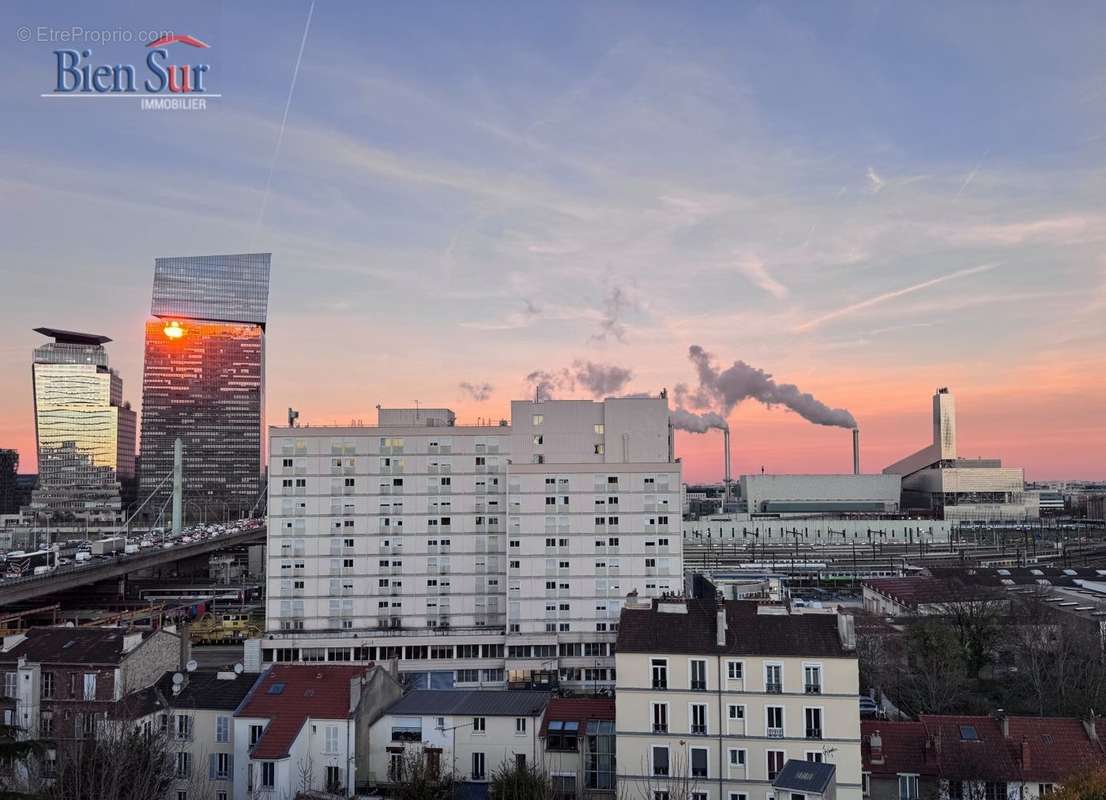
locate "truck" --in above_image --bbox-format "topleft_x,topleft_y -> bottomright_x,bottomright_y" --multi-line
91,537 -> 125,557
124,543 -> 140,555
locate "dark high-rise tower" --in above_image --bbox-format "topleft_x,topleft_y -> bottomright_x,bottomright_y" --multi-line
139,253 -> 271,522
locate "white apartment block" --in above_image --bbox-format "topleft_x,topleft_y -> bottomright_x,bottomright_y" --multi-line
265,396 -> 683,691
614,594 -> 863,800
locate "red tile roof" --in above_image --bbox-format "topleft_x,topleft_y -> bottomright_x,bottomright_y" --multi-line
864,716 -> 1106,784
861,721 -> 937,778
539,697 -> 615,737
862,578 -> 995,609
235,664 -> 369,759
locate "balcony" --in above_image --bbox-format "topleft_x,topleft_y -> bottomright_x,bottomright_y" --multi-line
651,680 -> 667,690
652,724 -> 668,734
804,683 -> 822,695
690,724 -> 706,735
766,683 -> 782,694
690,680 -> 706,692
806,728 -> 822,740
767,727 -> 784,739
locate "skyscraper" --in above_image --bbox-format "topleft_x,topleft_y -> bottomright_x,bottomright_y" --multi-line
139,253 -> 271,522
0,449 -> 19,515
29,328 -> 136,523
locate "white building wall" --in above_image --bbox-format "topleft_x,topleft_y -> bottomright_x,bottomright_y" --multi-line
369,711 -> 543,785
264,397 -> 682,689
741,474 -> 901,513
615,649 -> 863,800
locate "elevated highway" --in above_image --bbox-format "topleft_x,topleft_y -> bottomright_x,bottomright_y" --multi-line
0,527 -> 266,606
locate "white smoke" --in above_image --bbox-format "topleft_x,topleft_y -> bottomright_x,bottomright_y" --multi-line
686,345 -> 856,429
671,408 -> 729,433
459,382 -> 493,402
526,361 -> 634,400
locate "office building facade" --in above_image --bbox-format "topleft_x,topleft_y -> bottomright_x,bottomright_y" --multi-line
28,328 -> 136,523
139,253 -> 270,522
264,396 -> 682,691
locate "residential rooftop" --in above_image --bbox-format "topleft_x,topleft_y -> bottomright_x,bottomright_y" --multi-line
616,595 -> 851,658
539,696 -> 615,737
0,627 -> 165,664
384,689 -> 551,718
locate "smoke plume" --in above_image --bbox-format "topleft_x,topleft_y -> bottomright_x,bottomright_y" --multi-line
671,408 -> 729,433
525,361 -> 634,400
686,345 -> 857,428
459,382 -> 494,402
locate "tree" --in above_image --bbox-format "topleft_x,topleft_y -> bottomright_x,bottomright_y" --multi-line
1046,767 -> 1106,800
897,620 -> 970,714
932,581 -> 1006,680
623,742 -> 701,800
390,748 -> 455,800
41,720 -> 176,800
0,722 -> 46,800
489,761 -> 554,800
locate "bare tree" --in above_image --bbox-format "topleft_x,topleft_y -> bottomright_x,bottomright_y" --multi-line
623,741 -> 701,800
390,747 -> 455,800
932,581 -> 1007,680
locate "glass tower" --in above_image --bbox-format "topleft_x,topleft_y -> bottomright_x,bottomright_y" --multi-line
29,328 -> 136,523
139,253 -> 271,522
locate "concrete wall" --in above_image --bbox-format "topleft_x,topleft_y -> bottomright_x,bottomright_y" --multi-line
741,474 -> 901,514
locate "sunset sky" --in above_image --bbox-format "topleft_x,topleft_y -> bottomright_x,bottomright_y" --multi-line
1,1 -> 1104,482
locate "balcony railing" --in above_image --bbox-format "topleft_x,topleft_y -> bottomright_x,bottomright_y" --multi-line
690,680 -> 706,692
690,724 -> 706,735
767,727 -> 784,739
806,728 -> 822,740
804,683 -> 822,694
766,683 -> 782,694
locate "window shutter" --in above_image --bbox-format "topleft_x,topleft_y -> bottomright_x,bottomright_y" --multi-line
209,753 -> 216,781
227,753 -> 234,778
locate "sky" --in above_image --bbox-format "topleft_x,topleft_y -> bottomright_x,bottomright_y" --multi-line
1,1 -> 1104,482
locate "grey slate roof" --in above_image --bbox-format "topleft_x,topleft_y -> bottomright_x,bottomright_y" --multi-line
616,596 -> 849,658
155,670 -> 260,711
385,690 -> 550,718
772,759 -> 836,794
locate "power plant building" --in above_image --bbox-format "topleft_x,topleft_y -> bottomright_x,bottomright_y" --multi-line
883,388 -> 1038,521
741,473 -> 901,514
139,253 -> 270,522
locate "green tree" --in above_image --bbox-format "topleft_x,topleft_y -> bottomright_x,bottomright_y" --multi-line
1047,767 -> 1106,800
898,620 -> 970,714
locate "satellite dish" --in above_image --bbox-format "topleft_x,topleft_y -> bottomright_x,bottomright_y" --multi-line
172,673 -> 184,686
186,660 -> 198,672
233,663 -> 244,674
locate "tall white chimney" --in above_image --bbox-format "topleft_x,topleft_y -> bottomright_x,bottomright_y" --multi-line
852,428 -> 860,475
723,428 -> 732,501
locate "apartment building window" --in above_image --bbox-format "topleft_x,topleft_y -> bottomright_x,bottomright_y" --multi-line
473,717 -> 486,734
176,714 -> 192,740
533,415 -> 543,426
325,725 -> 340,754
728,749 -> 746,768
213,752 -> 231,780
727,661 -> 743,681
689,659 -> 707,691
651,746 -> 669,776
261,762 -> 276,788
516,718 -> 527,735
472,752 -> 486,781
83,673 -> 96,701
766,706 -> 784,738
176,752 -> 191,779
898,774 -> 919,800
651,659 -> 668,689
983,784 -> 1007,800
690,748 -> 708,778
326,766 -> 342,792
651,703 -> 668,733
804,664 -> 822,694
3,673 -> 15,698
767,751 -> 785,781
806,751 -> 824,763
729,794 -> 748,800
691,793 -> 707,800
805,707 -> 823,739
41,672 -> 55,699
690,704 -> 707,735
765,663 -> 782,693
728,704 -> 745,722
249,724 -> 264,747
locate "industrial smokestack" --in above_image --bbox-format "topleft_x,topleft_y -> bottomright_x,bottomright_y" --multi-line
852,428 -> 860,475
723,428 -> 732,502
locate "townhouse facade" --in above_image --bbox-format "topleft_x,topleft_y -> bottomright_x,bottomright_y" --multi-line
264,396 -> 683,691
369,689 -> 549,788
233,663 -> 402,797
614,594 -> 863,800
0,627 -> 179,743
539,696 -> 617,800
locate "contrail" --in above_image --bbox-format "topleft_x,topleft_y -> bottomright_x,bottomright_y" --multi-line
796,263 -> 999,332
255,0 -> 315,238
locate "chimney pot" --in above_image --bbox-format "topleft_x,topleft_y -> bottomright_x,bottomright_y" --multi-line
870,731 -> 884,765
